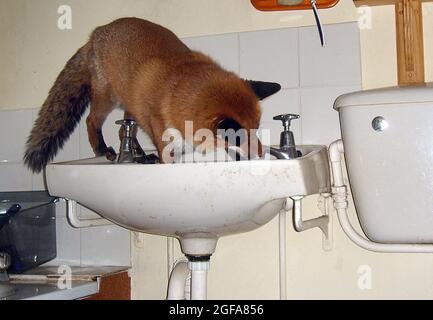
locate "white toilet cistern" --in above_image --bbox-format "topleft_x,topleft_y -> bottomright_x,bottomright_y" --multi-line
330,85 -> 433,253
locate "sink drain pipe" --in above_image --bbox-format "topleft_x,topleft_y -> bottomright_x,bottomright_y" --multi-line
329,139 -> 433,253
167,256 -> 210,300
167,260 -> 190,300
188,256 -> 210,300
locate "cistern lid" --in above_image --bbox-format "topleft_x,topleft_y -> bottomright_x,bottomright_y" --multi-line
334,84 -> 433,110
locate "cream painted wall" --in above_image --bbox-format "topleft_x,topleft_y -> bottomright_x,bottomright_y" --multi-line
2,0 -> 433,299
360,3 -> 433,89
0,0 -> 357,110
359,5 -> 397,89
134,194 -> 433,299
1,0 -> 431,109
423,3 -> 433,82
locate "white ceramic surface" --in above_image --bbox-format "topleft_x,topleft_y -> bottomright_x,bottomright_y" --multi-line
335,85 -> 433,243
46,145 -> 330,255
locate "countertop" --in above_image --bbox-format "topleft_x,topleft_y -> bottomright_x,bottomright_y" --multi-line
1,266 -> 129,300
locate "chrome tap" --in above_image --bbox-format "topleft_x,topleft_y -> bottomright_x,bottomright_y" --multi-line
269,114 -> 301,160
116,119 -> 143,163
115,119 -> 159,164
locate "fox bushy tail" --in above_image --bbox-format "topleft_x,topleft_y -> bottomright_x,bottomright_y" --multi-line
24,46 -> 91,173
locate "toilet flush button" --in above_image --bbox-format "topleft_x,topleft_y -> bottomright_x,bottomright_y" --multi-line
372,116 -> 388,132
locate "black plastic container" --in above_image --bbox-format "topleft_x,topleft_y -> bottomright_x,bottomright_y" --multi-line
0,191 -> 57,273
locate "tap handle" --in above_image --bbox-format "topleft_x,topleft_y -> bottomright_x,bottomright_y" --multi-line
115,119 -> 137,136
273,114 -> 299,131
115,119 -> 137,127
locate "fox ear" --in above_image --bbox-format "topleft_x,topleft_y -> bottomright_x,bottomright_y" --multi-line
245,80 -> 281,100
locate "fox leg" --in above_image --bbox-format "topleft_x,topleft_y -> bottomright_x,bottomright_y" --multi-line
86,89 -> 116,159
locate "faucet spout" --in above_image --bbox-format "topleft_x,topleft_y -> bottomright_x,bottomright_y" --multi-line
269,147 -> 291,160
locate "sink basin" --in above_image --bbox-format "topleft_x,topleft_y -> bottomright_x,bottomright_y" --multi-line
46,145 -> 330,256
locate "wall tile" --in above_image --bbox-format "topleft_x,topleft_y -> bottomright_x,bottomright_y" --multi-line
259,119 -> 301,147
0,164 -> 32,191
78,109 -> 94,159
77,205 -> 106,220
137,129 -> 156,151
100,109 -> 125,152
300,85 -> 361,145
260,89 -> 300,122
0,109 -> 33,163
259,89 -> 300,146
258,121 -> 286,146
182,33 -> 239,73
43,200 -> 81,266
32,171 -> 46,191
240,28 -> 299,88
299,23 -> 362,87
80,225 -> 131,267
43,217 -> 81,267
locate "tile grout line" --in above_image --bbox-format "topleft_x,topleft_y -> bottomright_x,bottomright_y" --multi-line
77,108 -> 83,268
30,108 -> 36,191
356,24 -> 364,89
237,32 -> 241,75
297,27 -> 301,90
296,27 -> 303,144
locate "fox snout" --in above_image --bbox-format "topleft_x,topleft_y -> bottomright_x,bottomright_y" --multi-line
233,131 -> 263,160
214,128 -> 263,161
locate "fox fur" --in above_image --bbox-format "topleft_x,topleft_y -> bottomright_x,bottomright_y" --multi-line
24,18 -> 281,172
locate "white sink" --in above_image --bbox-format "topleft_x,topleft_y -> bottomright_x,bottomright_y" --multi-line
46,145 -> 330,256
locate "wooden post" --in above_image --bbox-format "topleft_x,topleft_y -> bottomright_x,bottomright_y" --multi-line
395,0 -> 425,85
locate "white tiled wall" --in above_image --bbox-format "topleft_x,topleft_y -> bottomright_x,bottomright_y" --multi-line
299,23 -> 362,87
240,28 -> 299,88
0,107 -> 131,267
0,22 -> 361,270
260,89 -> 300,145
183,33 -> 240,73
181,22 -> 362,146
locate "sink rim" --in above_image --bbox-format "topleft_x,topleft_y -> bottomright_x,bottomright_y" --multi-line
46,144 -> 330,256
48,144 -> 327,167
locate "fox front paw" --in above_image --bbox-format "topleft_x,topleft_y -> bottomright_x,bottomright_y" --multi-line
105,147 -> 117,161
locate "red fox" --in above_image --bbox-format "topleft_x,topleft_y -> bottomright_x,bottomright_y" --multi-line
24,18 -> 281,172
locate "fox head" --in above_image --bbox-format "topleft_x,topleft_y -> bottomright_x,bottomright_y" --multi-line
209,78 -> 281,160
159,73 -> 281,162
